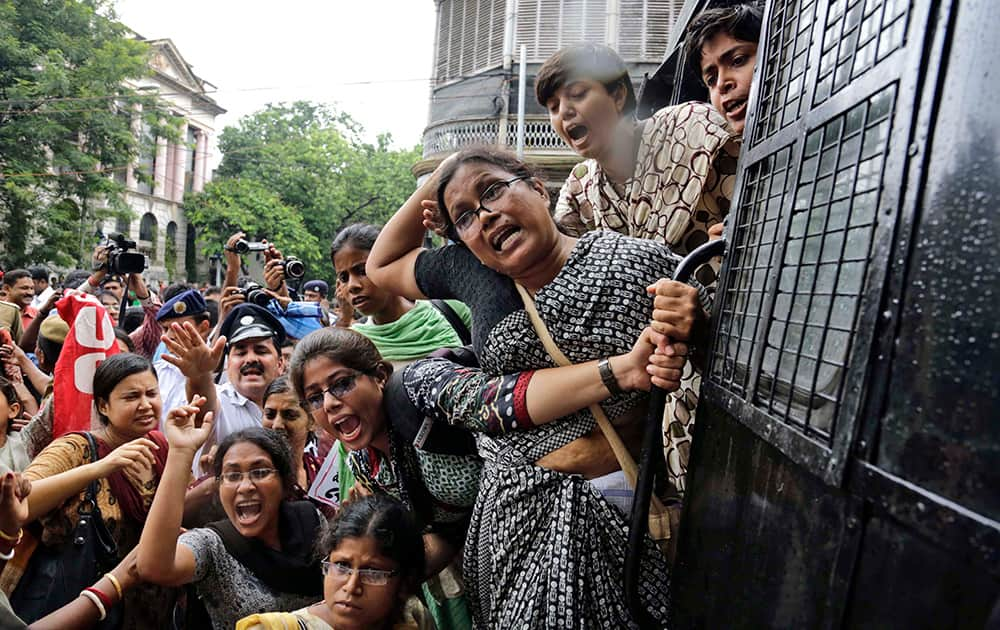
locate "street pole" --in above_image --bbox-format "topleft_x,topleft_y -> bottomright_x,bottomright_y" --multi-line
516,44 -> 526,158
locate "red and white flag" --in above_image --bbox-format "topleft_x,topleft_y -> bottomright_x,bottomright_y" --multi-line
52,291 -> 120,438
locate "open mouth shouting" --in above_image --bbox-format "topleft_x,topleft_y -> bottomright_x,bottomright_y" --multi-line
234,500 -> 263,526
351,295 -> 370,311
722,96 -> 748,121
333,415 -> 363,443
489,224 -> 522,253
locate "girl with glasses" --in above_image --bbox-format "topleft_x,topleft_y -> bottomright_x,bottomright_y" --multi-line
137,418 -> 324,630
237,494 -> 432,630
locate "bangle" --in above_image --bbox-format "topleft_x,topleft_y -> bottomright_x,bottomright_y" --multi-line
85,586 -> 113,610
598,358 -> 624,396
0,527 -> 21,544
104,572 -> 124,599
0,546 -> 14,561
80,589 -> 107,620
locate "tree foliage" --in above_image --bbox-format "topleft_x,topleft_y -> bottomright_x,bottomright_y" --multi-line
187,102 -> 421,285
0,0 -> 175,268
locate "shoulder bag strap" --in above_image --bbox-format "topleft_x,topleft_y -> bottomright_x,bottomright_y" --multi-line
515,283 -> 670,517
82,432 -> 102,505
430,299 -> 472,346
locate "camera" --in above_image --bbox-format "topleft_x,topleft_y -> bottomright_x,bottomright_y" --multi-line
232,239 -> 269,254
279,256 -> 305,279
238,282 -> 272,308
105,233 -> 146,275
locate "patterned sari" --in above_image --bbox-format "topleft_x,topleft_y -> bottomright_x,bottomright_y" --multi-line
553,101 -> 740,496
416,231 -> 710,628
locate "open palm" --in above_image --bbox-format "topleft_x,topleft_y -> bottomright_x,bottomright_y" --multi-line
164,396 -> 215,453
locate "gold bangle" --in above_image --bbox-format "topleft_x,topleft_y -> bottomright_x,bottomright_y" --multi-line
104,572 -> 123,599
0,528 -> 22,544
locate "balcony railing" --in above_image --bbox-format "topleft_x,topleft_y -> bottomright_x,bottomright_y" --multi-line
422,116 -> 570,157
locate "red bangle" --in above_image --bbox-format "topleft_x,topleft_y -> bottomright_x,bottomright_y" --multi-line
85,586 -> 113,610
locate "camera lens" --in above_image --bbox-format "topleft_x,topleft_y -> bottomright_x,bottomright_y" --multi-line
234,239 -> 250,255
284,257 -> 305,279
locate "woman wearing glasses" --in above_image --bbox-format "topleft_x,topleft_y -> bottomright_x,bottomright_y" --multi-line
367,147 -> 708,628
137,411 -> 324,630
237,494 -> 433,630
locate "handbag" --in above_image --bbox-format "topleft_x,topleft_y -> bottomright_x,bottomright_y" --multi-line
515,283 -> 679,559
10,432 -> 122,627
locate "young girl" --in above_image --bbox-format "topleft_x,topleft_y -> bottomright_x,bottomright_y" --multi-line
0,376 -> 29,471
236,494 -> 432,630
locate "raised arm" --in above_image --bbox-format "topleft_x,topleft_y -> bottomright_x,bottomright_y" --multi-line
402,329 -> 687,434
137,398 -> 213,587
366,159 -> 455,300
161,321 -> 226,428
126,274 -> 162,359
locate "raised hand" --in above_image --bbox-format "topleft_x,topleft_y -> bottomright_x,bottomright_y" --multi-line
163,395 -> 215,454
97,437 -> 159,478
263,258 -> 289,296
161,321 -> 226,380
0,471 -> 31,537
421,199 -> 450,237
217,286 -> 245,322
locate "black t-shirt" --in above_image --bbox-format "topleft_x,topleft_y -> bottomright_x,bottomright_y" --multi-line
414,244 -> 522,356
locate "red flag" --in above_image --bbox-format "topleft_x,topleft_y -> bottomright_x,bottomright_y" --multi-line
52,291 -> 120,438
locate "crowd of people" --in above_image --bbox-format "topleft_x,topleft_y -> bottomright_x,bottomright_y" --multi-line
0,5 -> 761,629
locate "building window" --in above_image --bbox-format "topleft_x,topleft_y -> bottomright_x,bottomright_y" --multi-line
185,127 -> 197,192
165,221 -> 178,280
139,212 -> 158,242
435,0 -> 505,83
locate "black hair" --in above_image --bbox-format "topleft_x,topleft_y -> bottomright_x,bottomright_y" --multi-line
162,283 -> 194,303
92,353 -> 157,426
37,336 -> 63,371
213,426 -> 295,495
0,375 -> 19,414
28,266 -> 49,282
62,270 -> 91,290
205,299 -> 219,328
535,43 -> 637,116
684,4 -> 763,79
330,224 -> 381,262
120,306 -> 145,334
433,145 -> 543,241
114,328 -> 135,352
2,269 -> 30,288
263,374 -> 305,409
204,286 -> 221,298
288,328 -> 391,402
316,494 -> 426,591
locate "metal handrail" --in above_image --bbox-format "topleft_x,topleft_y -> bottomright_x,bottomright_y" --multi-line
625,237 -> 728,627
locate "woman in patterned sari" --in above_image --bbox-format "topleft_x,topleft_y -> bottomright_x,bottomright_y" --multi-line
534,43 -> 743,495
368,147 -> 709,628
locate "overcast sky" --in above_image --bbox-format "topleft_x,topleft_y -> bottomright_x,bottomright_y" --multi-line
114,0 -> 437,156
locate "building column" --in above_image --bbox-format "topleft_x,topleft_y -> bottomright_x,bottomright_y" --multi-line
171,121 -> 188,202
126,103 -> 142,190
192,130 -> 207,192
153,136 -> 168,197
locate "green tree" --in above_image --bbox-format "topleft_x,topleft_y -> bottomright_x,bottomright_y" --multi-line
189,102 -> 421,285
184,177 -> 321,264
0,0 -> 175,268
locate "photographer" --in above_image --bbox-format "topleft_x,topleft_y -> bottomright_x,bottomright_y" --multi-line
74,244 -> 162,359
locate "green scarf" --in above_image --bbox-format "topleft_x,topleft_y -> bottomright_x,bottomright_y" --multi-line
353,300 -> 470,361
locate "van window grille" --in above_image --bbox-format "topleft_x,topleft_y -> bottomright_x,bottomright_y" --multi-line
755,85 -> 896,443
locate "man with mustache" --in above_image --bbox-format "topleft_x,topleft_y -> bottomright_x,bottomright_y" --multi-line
163,303 -> 286,474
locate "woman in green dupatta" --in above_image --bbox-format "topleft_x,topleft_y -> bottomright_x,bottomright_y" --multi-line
329,223 -> 474,630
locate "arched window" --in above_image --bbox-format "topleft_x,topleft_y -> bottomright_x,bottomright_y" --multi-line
139,213 -> 158,241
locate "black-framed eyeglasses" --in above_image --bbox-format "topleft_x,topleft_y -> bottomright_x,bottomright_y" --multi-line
217,468 -> 278,485
321,560 -> 398,586
305,372 -> 362,410
452,176 -> 529,236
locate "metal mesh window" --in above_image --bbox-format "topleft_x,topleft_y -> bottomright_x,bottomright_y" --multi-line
752,0 -> 816,145
711,145 -> 794,395
755,85 -> 896,442
814,0 -> 911,104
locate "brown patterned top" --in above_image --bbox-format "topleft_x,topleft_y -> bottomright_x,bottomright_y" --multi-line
554,101 -> 740,258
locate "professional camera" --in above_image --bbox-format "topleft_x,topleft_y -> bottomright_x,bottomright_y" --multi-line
238,282 -> 272,308
279,255 -> 305,279
104,233 -> 146,275
232,239 -> 269,254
